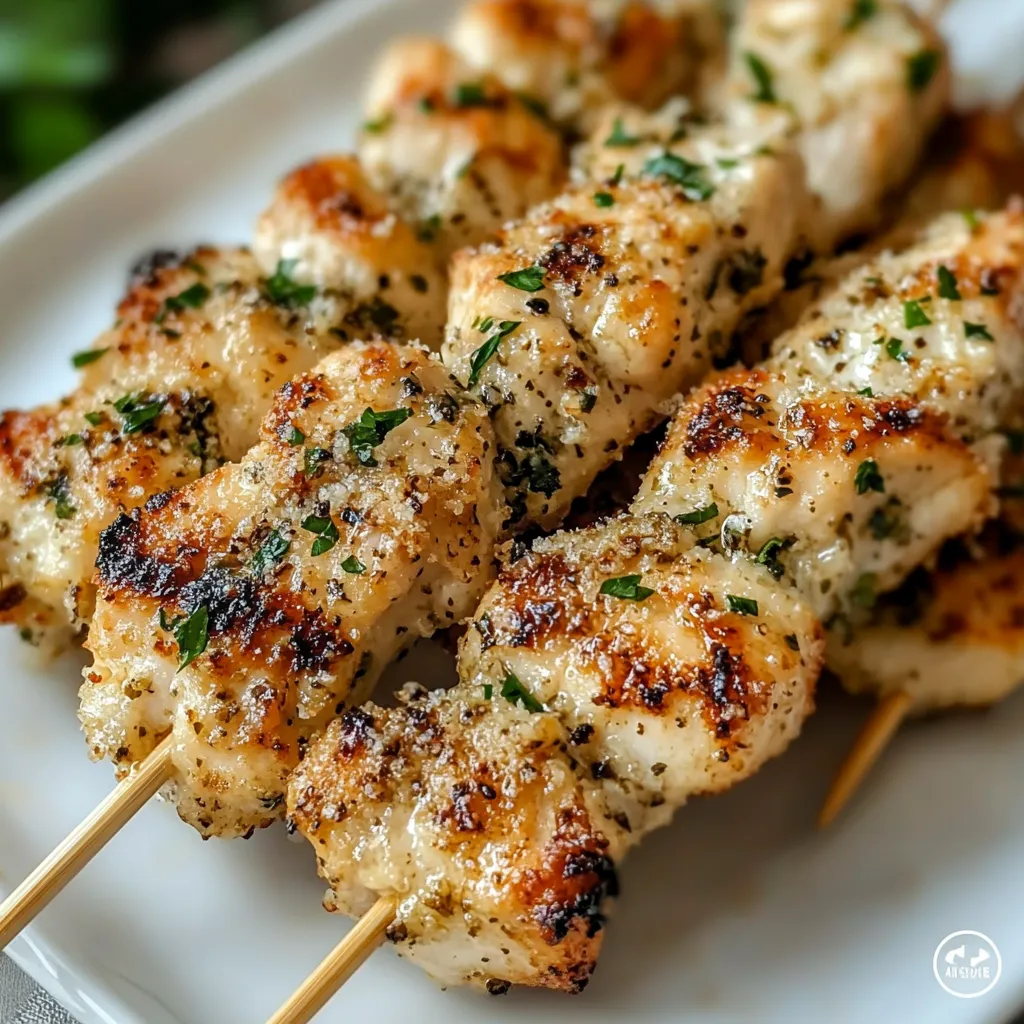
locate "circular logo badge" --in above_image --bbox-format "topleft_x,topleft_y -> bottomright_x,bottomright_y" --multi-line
933,931 -> 1002,999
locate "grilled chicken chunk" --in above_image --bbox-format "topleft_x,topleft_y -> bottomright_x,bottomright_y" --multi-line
633,369 -> 993,620
829,525 -> 1024,712
638,205 -> 1024,618
285,198 -> 1024,994
768,207 -> 1024,437
81,342 -> 501,837
288,514 -> 821,992
450,0 -> 725,131
0,248 -> 366,638
254,156 -> 448,347
444,123 -> 810,530
722,0 -> 949,250
359,38 -> 567,257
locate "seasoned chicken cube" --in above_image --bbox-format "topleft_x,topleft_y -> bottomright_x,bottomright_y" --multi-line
450,0 -> 725,131
0,389 -> 218,639
81,342 -> 501,837
254,156 -> 447,347
288,515 -> 821,993
829,526 -> 1024,712
0,248 -> 362,637
723,0 -> 949,249
444,128 -> 810,529
359,39 -> 567,256
768,206 -> 1024,438
290,688 -> 621,994
633,370 -> 993,620
460,514 -> 823,828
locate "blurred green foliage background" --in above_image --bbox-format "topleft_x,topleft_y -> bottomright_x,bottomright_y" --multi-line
0,0 -> 316,201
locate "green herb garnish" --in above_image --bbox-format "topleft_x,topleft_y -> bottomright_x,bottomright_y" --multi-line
727,595 -> 759,616
264,259 -> 317,307
342,407 -> 413,466
965,321 -> 993,340
937,265 -> 961,301
304,446 -> 332,477
341,555 -> 366,575
843,0 -> 878,31
903,299 -> 932,329
114,393 -> 167,434
885,336 -> 909,362
755,537 -> 789,580
674,503 -> 719,526
175,606 -> 209,671
498,266 -> 545,292
302,514 -> 340,556
156,282 -> 210,323
71,348 -> 109,369
468,320 -> 521,386
642,152 -> 715,201
251,530 -> 290,575
500,672 -> 544,713
600,575 -> 655,601
855,458 -> 885,494
605,118 -> 641,147
744,51 -> 777,103
907,50 -> 941,93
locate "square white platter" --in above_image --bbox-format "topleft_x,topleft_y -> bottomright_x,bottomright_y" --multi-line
1,1 -> 1024,1021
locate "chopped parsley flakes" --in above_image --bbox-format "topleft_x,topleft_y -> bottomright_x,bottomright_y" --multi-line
304,446 -> 333,477
727,595 -> 759,616
885,336 -> 909,362
71,347 -> 109,369
114,392 -> 167,434
500,672 -> 545,713
263,259 -> 317,308
341,555 -> 366,575
251,530 -> 290,575
675,502 -> 719,526
468,320 -> 521,386
497,266 -> 545,292
843,0 -> 878,31
937,265 -> 961,301
642,152 -> 715,201
600,574 -> 655,601
593,191 -> 615,208
155,282 -> 210,324
755,537 -> 789,580
174,606 -> 209,671
342,407 -> 413,466
903,299 -> 932,329
744,51 -> 777,103
604,118 -> 641,147
46,474 -> 75,520
302,514 -> 340,557
907,50 -> 941,93
965,321 -> 994,340
855,458 -> 885,495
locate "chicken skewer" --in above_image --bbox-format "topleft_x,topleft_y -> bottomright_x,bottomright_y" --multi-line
0,0 -> 950,974
274,199 -> 1024,1013
0,4 -> 761,942
77,0 -> 952,842
0,40 -> 570,650
813,96 -> 1024,824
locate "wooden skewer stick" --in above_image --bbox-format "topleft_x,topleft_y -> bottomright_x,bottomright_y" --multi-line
817,691 -> 914,829
267,896 -> 398,1024
0,735 -> 174,949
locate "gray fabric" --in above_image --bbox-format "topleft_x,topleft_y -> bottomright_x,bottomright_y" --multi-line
0,957 -> 74,1024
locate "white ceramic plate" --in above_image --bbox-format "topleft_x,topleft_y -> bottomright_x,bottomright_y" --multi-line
2,1 -> 1024,1022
